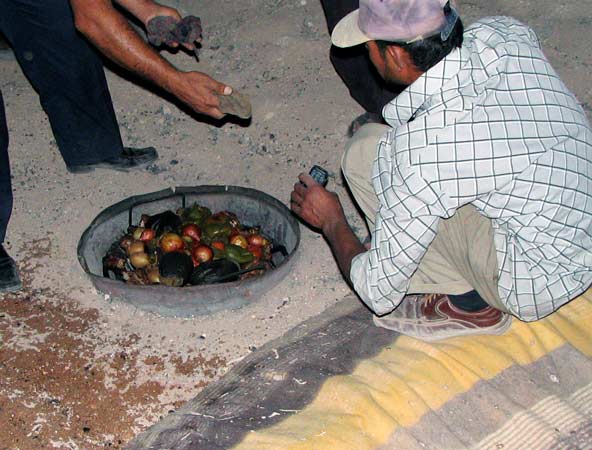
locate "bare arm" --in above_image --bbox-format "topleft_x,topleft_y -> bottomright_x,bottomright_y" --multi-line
70,0 -> 229,118
291,174 -> 366,282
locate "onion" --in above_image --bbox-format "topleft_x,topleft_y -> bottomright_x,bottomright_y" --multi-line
130,252 -> 150,268
128,240 -> 145,255
146,267 -> 161,284
132,227 -> 145,240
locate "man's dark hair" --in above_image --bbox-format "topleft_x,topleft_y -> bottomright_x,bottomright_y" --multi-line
376,17 -> 464,72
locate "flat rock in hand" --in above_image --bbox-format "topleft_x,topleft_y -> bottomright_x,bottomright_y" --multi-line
217,90 -> 252,119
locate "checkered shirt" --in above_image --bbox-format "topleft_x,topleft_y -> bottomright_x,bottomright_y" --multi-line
350,16 -> 592,321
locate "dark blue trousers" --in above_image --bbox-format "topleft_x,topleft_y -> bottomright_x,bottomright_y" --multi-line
319,0 -> 403,114
0,0 -> 124,243
0,93 -> 11,243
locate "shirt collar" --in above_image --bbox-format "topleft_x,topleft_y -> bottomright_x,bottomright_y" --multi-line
383,47 -> 465,127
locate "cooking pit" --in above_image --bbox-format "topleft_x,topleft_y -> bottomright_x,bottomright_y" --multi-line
77,186 -> 300,317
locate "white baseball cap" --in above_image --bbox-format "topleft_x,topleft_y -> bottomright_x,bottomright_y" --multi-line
332,0 -> 459,48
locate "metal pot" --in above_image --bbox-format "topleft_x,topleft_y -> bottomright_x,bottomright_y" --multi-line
78,186 -> 300,317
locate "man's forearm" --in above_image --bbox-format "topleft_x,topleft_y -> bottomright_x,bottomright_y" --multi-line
71,0 -> 179,94
322,217 -> 366,284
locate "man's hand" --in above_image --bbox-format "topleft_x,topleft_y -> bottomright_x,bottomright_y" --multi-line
116,1 -> 197,50
291,174 -> 345,232
169,72 -> 231,119
291,173 -> 366,283
71,0 -> 232,120
139,2 -> 182,25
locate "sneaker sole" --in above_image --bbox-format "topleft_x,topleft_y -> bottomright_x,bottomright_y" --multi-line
418,314 -> 513,342
373,312 -> 513,342
0,281 -> 23,293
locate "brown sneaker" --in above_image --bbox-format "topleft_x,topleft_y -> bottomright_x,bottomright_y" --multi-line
373,294 -> 511,342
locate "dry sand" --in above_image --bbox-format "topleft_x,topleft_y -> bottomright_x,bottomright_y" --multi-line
0,0 -> 590,448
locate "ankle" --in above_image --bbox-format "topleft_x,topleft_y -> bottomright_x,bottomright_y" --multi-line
448,290 -> 489,312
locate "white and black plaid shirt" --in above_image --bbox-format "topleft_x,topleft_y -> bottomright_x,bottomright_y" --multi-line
350,16 -> 592,321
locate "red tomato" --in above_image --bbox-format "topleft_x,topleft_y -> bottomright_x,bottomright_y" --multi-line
230,234 -> 248,249
160,233 -> 185,253
182,224 -> 202,242
247,234 -> 267,247
248,244 -> 263,260
139,229 -> 156,242
192,244 -> 213,263
211,241 -> 226,251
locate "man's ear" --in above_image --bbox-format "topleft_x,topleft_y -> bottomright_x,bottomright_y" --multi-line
385,45 -> 406,71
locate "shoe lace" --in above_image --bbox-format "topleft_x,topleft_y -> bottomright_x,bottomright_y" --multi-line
425,293 -> 437,302
424,293 -> 445,307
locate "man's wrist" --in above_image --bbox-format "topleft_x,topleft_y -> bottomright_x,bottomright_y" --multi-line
159,65 -> 184,95
322,213 -> 347,238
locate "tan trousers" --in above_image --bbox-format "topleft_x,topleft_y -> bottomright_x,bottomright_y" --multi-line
341,124 -> 506,312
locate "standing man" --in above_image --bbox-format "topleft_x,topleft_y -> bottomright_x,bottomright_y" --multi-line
291,0 -> 592,341
319,0 -> 403,135
0,0 -> 232,292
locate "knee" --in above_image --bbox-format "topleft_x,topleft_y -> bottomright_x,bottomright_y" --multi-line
341,123 -> 388,179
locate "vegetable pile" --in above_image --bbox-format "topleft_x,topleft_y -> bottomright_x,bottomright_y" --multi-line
102,203 -> 273,286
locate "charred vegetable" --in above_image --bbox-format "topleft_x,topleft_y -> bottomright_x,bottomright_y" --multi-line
158,252 -> 193,287
102,242 -> 127,280
103,201 -> 275,286
144,210 -> 181,234
189,260 -> 240,285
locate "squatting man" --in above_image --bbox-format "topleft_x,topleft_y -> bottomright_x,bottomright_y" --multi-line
291,0 -> 592,341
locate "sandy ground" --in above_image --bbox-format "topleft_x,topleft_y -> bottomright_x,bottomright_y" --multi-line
0,0 -> 590,448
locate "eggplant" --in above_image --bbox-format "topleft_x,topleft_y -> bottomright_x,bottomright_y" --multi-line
189,260 -> 240,285
145,210 -> 182,234
158,251 -> 194,287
